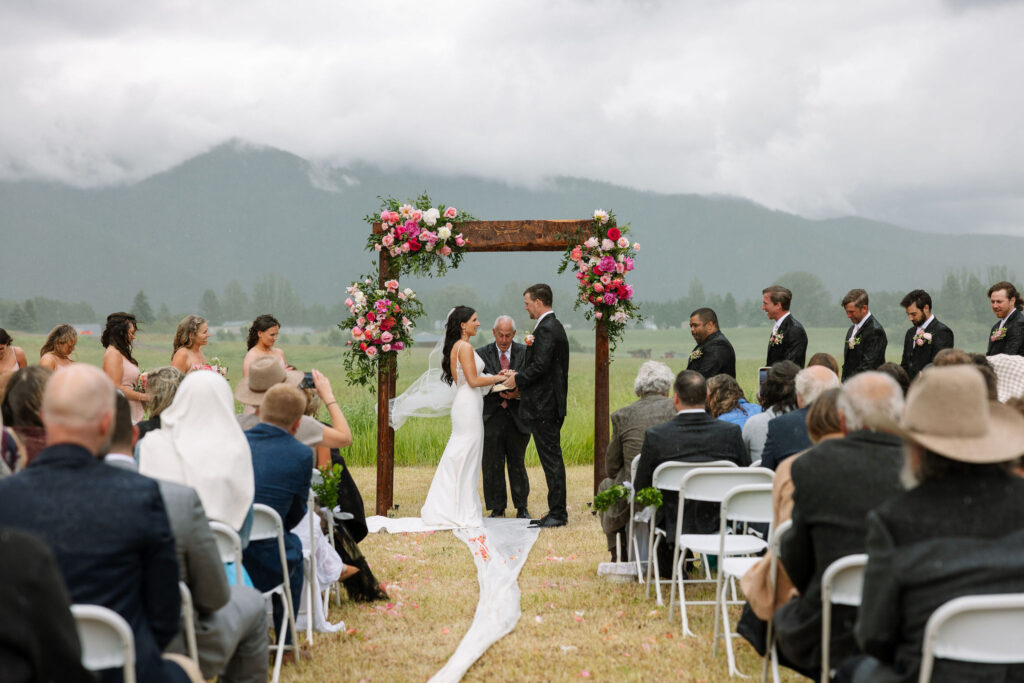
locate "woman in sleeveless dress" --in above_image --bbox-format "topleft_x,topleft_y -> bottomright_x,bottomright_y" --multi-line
101,312 -> 148,423
0,329 -> 28,373
171,315 -> 211,373
420,306 -> 513,528
38,324 -> 77,371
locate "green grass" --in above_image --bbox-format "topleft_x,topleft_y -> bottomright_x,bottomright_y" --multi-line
9,323 -> 978,468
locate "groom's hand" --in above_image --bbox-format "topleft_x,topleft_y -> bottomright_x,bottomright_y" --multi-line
499,388 -> 520,399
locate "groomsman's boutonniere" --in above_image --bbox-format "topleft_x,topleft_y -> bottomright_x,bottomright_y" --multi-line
769,330 -> 784,346
848,336 -> 862,350
991,327 -> 1007,343
524,334 -> 535,347
689,349 -> 703,361
912,331 -> 933,347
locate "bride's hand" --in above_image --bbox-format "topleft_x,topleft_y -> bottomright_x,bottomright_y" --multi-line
502,374 -> 516,389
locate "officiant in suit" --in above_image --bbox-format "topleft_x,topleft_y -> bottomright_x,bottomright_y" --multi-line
478,315 -> 531,519
986,280 -> 1024,355
686,307 -> 736,378
840,289 -> 888,381
899,289 -> 954,381
513,284 -> 570,528
763,285 -> 808,367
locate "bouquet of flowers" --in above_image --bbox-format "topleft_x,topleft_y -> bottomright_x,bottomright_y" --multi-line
195,357 -> 229,377
557,209 -> 641,348
365,194 -> 474,278
339,276 -> 424,388
311,463 -> 343,511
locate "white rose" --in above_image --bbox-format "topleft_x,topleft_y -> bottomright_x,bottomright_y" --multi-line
593,209 -> 609,224
438,225 -> 452,240
423,208 -> 440,226
584,237 -> 600,249
601,238 -> 615,251
403,288 -> 415,298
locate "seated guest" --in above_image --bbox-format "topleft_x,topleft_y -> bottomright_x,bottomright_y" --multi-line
775,372 -> 905,679
846,366 -> 1024,682
877,362 -> 910,396
106,392 -> 268,683
236,357 -> 352,449
38,323 -> 77,371
0,366 -> 51,465
707,374 -> 762,427
598,361 -> 677,560
933,348 -> 1000,400
743,360 -> 800,462
0,364 -> 200,682
243,384 -> 313,653
139,371 -> 255,541
986,353 -> 1024,402
808,352 -> 840,376
135,365 -> 185,440
0,526 -> 93,682
761,365 -> 840,470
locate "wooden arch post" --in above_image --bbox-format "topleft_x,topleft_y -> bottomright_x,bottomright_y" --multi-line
373,219 -> 612,515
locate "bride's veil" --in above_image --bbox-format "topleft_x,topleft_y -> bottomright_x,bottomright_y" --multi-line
389,307 -> 458,429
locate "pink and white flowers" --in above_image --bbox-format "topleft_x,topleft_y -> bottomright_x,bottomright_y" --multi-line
366,194 -> 473,278
913,331 -> 933,346
340,276 -> 425,389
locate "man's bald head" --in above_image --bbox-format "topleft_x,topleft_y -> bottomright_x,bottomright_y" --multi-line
42,364 -> 116,455
794,365 -> 840,408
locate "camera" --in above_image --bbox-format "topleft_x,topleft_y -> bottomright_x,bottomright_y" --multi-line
300,372 -> 315,389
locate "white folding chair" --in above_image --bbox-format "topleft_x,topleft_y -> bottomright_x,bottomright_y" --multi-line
251,503 -> 300,683
820,553 -> 868,682
919,593 -> 1024,683
671,467 -> 774,636
209,520 -> 244,586
178,581 -> 199,668
71,604 -> 136,683
626,454 -> 645,578
761,519 -> 792,683
713,484 -> 774,677
301,489 -> 320,645
646,459 -> 739,602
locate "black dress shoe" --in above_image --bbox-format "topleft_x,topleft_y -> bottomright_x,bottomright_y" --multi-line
516,508 -> 531,519
530,516 -> 567,528
489,509 -> 505,518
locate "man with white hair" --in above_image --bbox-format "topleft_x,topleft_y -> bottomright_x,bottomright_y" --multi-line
478,314 -> 531,518
761,365 -> 840,470
0,364 -> 200,682
774,372 -> 906,679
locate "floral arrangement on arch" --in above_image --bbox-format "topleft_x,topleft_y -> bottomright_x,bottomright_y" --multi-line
364,193 -> 474,278
557,209 -> 641,348
339,277 -> 424,389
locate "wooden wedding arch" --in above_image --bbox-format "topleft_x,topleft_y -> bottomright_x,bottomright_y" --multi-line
372,218 -> 613,515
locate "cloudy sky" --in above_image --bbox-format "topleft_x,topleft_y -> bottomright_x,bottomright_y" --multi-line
2,0 -> 1022,235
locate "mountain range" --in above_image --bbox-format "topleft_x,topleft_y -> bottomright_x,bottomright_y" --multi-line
1,141 -> 1017,314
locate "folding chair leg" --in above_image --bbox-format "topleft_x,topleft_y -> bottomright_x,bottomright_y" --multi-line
270,603 -> 289,683
676,551 -> 697,637
720,592 -> 748,677
667,542 -> 682,618
713,566 -> 725,655
646,525 -> 657,598
305,559 -> 315,646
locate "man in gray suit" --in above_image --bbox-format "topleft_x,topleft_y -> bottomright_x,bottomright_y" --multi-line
106,393 -> 268,683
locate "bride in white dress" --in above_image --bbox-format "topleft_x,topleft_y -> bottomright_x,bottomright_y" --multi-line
420,306 -> 513,528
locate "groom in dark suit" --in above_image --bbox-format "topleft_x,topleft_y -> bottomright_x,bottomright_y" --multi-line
986,281 -> 1024,355
686,307 -> 736,378
478,315 -> 531,519
899,289 -> 954,381
513,283 -> 570,528
763,285 -> 808,367
841,288 -> 888,381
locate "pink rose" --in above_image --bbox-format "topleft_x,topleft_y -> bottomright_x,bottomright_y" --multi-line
365,346 -> 378,358
593,282 -> 605,293
599,256 -> 617,273
624,257 -> 635,271
455,234 -> 465,247
579,264 -> 589,274
375,299 -> 391,313
622,284 -> 634,300
444,206 -> 457,219
615,263 -> 625,274
601,238 -> 615,251
570,246 -> 583,261
382,234 -> 394,247
388,211 -> 401,224
381,343 -> 391,352
393,341 -> 405,350
404,219 -> 418,232
632,242 -> 640,250
357,317 -> 366,327
374,243 -> 382,252
603,293 -> 617,306
385,279 -> 399,291
595,311 -> 603,319
380,211 -> 389,222
345,297 -> 354,307
351,327 -> 363,338
440,245 -> 452,256
411,210 -> 422,222
381,331 -> 394,343
617,236 -> 629,248
600,274 -> 612,285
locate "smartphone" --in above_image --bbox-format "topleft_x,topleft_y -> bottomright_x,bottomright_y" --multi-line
300,372 -> 315,389
757,366 -> 770,400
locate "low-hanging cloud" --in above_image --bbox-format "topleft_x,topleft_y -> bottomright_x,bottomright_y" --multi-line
1,0 -> 1022,235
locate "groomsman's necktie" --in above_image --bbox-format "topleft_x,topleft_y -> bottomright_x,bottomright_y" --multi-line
500,351 -> 509,408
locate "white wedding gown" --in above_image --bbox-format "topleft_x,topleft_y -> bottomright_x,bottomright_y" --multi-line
420,342 -> 487,528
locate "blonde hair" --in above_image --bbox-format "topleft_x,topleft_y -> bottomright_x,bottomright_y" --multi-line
40,324 -> 77,358
260,385 -> 306,430
145,366 -> 185,418
172,315 -> 207,354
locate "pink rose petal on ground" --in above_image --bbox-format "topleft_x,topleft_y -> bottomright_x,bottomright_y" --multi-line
441,628 -> 450,634
580,671 -> 591,678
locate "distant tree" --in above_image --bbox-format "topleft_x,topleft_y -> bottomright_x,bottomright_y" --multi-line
325,328 -> 345,347
7,305 -> 35,332
775,271 -> 833,327
199,289 -> 222,325
22,300 -> 38,332
719,292 -> 739,328
131,290 -> 155,324
221,280 -> 250,322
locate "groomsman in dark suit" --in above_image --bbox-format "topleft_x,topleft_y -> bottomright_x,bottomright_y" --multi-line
986,280 -> 1024,355
840,289 -> 888,381
478,315 -> 531,519
899,289 -> 954,381
686,307 -> 736,378
514,284 -> 571,528
763,285 -> 808,367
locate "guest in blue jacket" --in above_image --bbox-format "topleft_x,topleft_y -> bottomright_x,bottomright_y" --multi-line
242,384 -> 312,651
707,374 -> 762,428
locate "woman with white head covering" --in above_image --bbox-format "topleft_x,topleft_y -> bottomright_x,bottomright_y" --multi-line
138,370 -> 254,533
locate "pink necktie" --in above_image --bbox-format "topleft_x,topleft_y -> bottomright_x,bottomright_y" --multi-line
500,352 -> 509,408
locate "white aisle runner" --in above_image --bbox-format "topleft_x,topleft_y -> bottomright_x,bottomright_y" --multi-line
366,516 -> 540,681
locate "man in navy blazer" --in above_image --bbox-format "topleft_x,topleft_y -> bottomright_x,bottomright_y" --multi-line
242,384 -> 312,649
761,365 -> 840,470
0,365 -> 193,683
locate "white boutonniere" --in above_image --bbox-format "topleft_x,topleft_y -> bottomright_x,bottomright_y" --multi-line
689,349 -> 702,361
991,327 -> 1007,343
848,336 -> 862,350
769,330 -> 784,346
525,334 -> 535,347
912,331 -> 933,347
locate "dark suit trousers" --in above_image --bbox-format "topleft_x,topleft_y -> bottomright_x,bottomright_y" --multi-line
244,539 -> 304,646
482,410 -> 531,511
531,417 -> 567,520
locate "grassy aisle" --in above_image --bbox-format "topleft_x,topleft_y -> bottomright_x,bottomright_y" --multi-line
282,466 -> 803,682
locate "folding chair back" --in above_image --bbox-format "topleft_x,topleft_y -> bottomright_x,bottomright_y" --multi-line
71,604 -> 136,683
720,484 -> 774,527
210,520 -> 244,586
919,593 -> 1024,683
179,581 -> 198,667
763,519 -> 793,683
680,466 -> 774,506
652,459 -> 739,494
251,503 -> 299,683
820,553 -> 867,681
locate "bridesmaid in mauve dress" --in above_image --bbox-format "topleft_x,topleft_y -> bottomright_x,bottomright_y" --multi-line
101,312 -> 148,422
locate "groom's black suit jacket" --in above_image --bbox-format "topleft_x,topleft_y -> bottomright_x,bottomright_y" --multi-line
987,309 -> 1024,356
478,340 -> 529,434
900,317 -> 954,381
766,314 -> 808,367
515,313 -> 570,423
686,329 -> 736,379
841,314 -> 888,381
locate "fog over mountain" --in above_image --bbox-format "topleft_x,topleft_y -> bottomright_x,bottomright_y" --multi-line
2,142 -> 1021,316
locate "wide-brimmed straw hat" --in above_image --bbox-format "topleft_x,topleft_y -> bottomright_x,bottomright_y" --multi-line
889,365 -> 1024,464
234,356 -> 303,406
